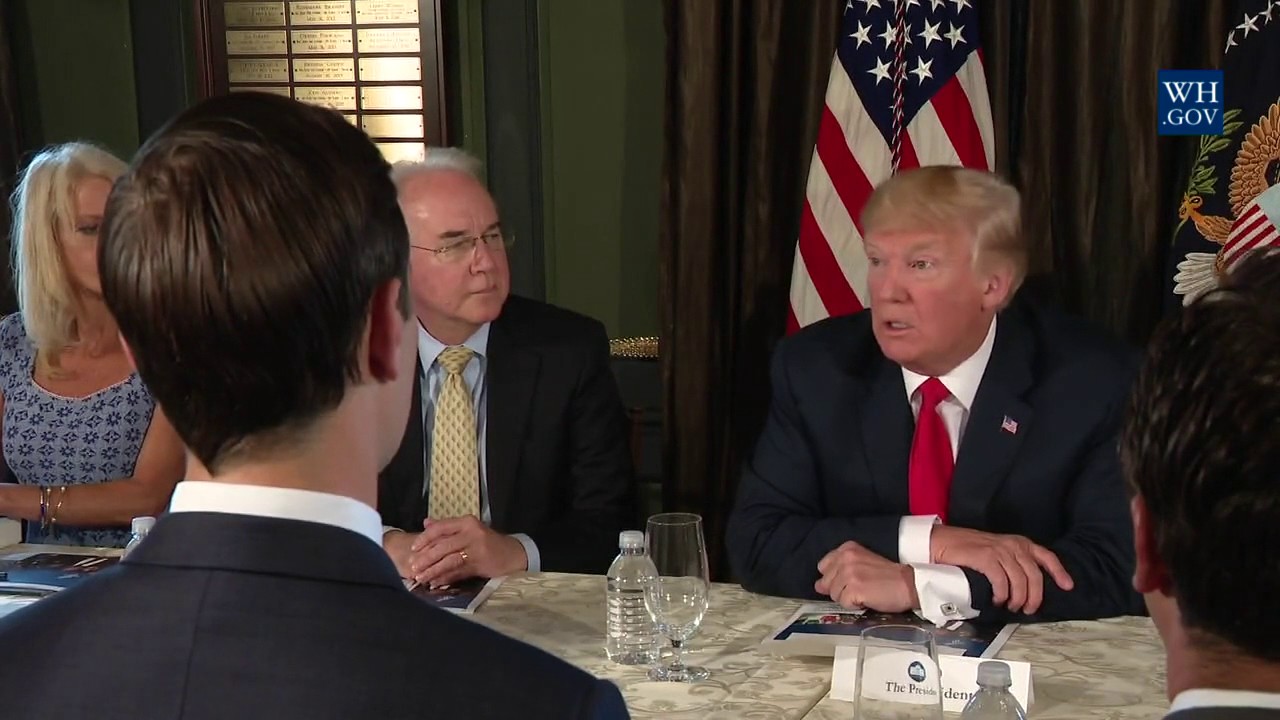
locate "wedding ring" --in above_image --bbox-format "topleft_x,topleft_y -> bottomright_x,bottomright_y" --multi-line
458,550 -> 469,563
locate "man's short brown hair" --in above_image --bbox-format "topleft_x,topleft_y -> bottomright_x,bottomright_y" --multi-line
99,92 -> 409,472
1121,248 -> 1280,660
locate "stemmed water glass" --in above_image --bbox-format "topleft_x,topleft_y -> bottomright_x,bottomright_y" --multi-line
642,512 -> 711,682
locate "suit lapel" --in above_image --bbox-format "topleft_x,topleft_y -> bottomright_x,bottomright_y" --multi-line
948,313 -> 1034,527
859,356 -> 915,513
484,318 -> 538,531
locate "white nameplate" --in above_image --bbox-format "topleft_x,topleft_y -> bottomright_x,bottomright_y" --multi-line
831,646 -> 1034,713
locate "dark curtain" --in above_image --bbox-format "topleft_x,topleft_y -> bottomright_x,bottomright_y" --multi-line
659,0 -> 841,579
0,2 -> 23,314
985,0 -> 1231,343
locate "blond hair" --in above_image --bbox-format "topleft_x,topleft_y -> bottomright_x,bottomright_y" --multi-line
860,166 -> 1027,292
9,142 -> 127,353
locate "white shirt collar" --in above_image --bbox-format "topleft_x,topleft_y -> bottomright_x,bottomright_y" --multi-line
417,322 -> 490,370
1170,689 -> 1280,713
902,316 -> 997,409
167,481 -> 384,547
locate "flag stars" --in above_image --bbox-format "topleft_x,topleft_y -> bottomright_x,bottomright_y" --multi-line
868,57 -> 892,85
950,0 -> 972,10
1225,29 -> 1238,53
919,19 -> 942,48
1238,13 -> 1260,36
850,21 -> 872,48
880,20 -> 901,47
929,0 -> 945,9
859,0 -> 882,11
910,56 -> 934,83
945,22 -> 967,48
1264,3 -> 1276,23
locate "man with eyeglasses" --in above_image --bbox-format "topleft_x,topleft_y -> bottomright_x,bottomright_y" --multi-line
378,149 -> 636,588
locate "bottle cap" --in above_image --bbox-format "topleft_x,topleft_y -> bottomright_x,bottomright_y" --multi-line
976,660 -> 1012,688
131,516 -> 156,534
618,530 -> 645,549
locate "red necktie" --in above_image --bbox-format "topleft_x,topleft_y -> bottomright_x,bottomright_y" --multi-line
908,377 -> 954,522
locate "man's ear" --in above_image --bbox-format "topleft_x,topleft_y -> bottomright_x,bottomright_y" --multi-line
366,278 -> 406,383
1131,495 -> 1174,595
978,258 -> 1015,312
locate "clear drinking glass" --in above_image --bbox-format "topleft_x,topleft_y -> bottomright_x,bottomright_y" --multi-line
852,625 -> 944,720
642,512 -> 711,682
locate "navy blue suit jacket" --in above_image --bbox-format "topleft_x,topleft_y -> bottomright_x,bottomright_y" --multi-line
726,298 -> 1142,622
0,512 -> 629,719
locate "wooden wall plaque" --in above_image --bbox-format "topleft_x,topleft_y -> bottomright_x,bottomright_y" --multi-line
193,0 -> 446,153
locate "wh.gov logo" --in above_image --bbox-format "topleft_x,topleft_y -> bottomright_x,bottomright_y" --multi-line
1159,70 -> 1224,135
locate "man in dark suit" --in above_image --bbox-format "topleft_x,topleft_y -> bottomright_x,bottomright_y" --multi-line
727,166 -> 1139,625
0,92 -> 627,719
1124,249 -> 1280,719
378,150 -> 634,587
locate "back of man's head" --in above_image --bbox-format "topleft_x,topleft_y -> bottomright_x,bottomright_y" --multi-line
1122,248 -> 1280,661
99,91 -> 410,473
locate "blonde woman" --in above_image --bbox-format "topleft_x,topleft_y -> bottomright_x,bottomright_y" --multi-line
0,142 -> 184,546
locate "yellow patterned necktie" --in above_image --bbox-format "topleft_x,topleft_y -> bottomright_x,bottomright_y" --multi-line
427,345 -> 480,520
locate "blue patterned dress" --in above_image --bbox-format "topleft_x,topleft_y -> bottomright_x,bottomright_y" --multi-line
0,313 -> 156,547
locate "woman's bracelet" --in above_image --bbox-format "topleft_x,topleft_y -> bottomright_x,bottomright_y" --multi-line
49,486 -> 67,536
38,486 -> 50,531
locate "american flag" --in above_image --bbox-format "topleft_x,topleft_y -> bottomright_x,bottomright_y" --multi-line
787,0 -> 995,332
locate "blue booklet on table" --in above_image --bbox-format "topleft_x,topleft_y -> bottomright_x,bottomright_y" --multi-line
404,575 -> 502,614
762,602 -> 1017,658
0,552 -> 119,593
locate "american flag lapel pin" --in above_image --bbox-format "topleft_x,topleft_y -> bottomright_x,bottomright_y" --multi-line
1001,415 -> 1019,435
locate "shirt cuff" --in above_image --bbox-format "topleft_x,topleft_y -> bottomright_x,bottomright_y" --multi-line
898,515 -> 940,565
381,526 -> 405,543
909,563 -> 978,626
512,532 -> 540,573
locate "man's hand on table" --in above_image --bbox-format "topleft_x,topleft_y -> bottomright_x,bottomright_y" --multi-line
929,525 -> 1074,614
815,541 -> 919,612
384,515 -> 528,588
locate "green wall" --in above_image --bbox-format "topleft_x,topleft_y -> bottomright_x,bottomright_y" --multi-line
538,0 -> 663,338
12,0 -> 139,158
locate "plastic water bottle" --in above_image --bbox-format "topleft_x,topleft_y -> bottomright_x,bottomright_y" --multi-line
961,661 -> 1027,719
122,516 -> 155,559
605,530 -> 659,664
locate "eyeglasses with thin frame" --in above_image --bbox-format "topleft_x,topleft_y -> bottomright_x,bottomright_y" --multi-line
410,231 -> 514,263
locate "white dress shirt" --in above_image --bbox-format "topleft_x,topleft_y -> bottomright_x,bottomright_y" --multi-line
168,480 -> 384,548
1169,689 -> 1280,714
898,316 -> 997,626
383,322 -> 540,571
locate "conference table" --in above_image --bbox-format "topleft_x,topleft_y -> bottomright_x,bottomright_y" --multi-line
0,543 -> 1168,718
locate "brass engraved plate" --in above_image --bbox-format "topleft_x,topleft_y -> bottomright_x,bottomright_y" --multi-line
227,58 -> 290,83
290,28 -> 354,55
356,28 -> 420,54
229,85 -> 292,97
354,0 -> 419,25
288,1 -> 353,26
294,85 -> 358,111
376,142 -> 427,164
223,2 -> 285,27
292,58 -> 356,82
358,57 -> 421,81
360,85 -> 423,111
362,114 -> 425,138
225,30 -> 288,55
